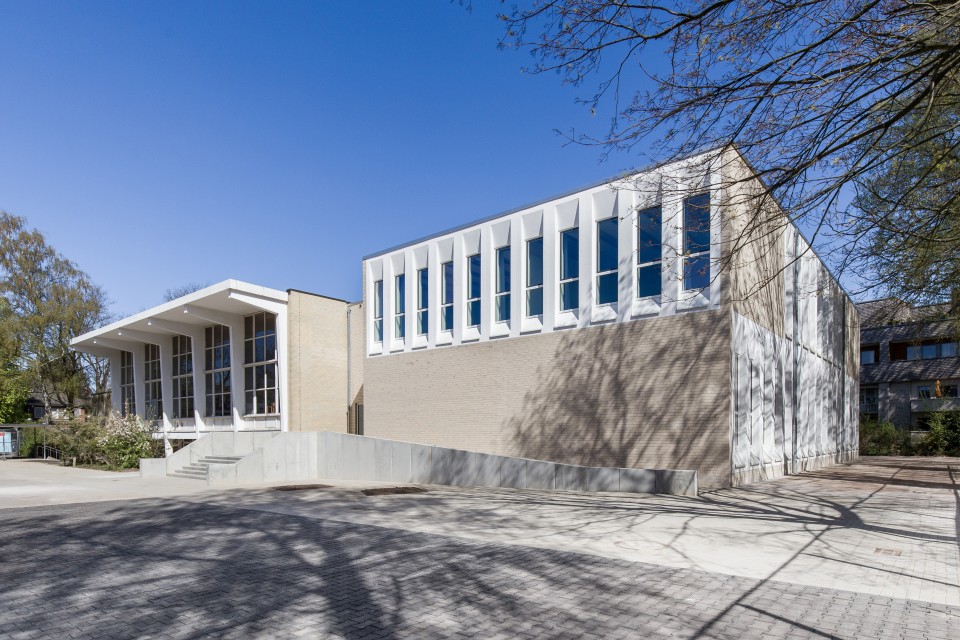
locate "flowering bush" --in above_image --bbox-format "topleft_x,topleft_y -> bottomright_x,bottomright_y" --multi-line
52,412 -> 164,470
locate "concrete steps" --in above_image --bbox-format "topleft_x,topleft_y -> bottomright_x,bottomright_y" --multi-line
169,455 -> 244,480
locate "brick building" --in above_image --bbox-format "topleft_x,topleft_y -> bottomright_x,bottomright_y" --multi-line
858,299 -> 960,429
70,280 -> 364,448
361,148 -> 859,490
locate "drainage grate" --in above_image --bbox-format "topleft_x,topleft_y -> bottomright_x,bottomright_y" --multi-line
874,547 -> 902,556
361,486 -> 428,497
272,484 -> 332,492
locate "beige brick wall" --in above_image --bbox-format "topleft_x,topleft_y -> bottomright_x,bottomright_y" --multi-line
720,148 -> 787,337
364,309 -> 733,490
286,291 -> 351,433
347,301 -> 365,433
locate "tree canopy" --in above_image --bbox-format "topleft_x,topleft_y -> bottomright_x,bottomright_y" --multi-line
0,212 -> 111,419
499,0 -> 960,309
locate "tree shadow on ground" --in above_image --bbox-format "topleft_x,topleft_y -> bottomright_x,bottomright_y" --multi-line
1,472 -> 957,639
506,309 -> 732,489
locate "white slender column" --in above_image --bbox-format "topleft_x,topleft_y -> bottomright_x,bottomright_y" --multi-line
158,338 -> 173,432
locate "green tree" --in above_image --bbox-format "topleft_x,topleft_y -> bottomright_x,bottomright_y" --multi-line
499,1 -> 960,307
0,213 -> 111,420
0,299 -> 29,423
845,78 -> 960,311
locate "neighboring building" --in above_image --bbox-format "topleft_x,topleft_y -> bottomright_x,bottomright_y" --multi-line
71,280 -> 364,446
361,148 -> 860,490
858,299 -> 960,429
24,393 -> 86,422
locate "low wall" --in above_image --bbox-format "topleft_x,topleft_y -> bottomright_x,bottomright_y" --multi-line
203,432 -> 698,497
162,431 -> 282,475
139,458 -> 167,478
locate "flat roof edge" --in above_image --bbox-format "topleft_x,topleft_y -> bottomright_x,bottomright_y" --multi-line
362,145 -> 729,261
71,279 -> 289,346
286,288 -> 349,303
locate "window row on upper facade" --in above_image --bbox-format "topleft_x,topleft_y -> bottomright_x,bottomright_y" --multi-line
118,310 -> 279,421
860,339 -> 960,365
370,192 -> 712,346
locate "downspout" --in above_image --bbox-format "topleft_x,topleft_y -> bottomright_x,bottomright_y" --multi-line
840,296 -> 847,459
791,232 -> 800,475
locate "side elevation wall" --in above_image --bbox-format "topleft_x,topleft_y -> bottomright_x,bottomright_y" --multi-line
364,309 -> 733,491
286,291 -> 351,433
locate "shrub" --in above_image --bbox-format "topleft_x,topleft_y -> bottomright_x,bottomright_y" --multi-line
915,411 -> 960,457
859,419 -> 908,455
51,412 -> 163,469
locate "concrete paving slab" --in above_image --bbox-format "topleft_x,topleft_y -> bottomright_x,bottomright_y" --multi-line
0,459 -> 211,508
194,456 -> 960,607
2,455 -> 959,639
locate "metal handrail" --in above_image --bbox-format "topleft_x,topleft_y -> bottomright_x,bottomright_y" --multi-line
39,445 -> 62,460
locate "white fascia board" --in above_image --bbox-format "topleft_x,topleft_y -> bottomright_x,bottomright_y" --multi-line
71,279 -> 289,347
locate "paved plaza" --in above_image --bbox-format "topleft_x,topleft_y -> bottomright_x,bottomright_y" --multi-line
0,457 -> 958,638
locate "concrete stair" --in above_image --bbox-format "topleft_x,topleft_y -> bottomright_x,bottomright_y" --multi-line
169,455 -> 244,480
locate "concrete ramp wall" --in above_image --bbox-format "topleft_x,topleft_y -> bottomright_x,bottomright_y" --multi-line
163,431 -> 281,475
173,432 -> 698,496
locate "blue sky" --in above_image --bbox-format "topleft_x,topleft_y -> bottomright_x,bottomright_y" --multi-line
0,1 -> 655,315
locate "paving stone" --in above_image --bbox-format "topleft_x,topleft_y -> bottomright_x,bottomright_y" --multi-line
1,497 -> 958,639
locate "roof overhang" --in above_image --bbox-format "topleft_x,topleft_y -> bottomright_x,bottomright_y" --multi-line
71,279 -> 288,353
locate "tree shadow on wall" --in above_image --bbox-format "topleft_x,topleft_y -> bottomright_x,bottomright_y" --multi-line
506,310 -> 731,485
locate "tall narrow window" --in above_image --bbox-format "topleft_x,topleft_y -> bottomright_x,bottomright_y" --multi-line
496,245 -> 511,322
637,206 -> 662,298
417,268 -> 428,335
596,217 -> 618,305
559,227 -> 579,311
372,280 -> 383,342
683,193 -> 710,291
526,237 -> 543,317
119,350 -> 135,416
441,261 -> 454,331
171,335 -> 194,420
204,324 -> 231,417
394,274 -> 406,339
467,253 -> 481,327
143,343 -> 162,422
244,312 -> 278,415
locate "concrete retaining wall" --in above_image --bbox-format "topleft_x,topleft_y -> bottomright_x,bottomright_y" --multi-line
161,431 -> 282,475
139,458 -> 167,478
193,432 -> 697,496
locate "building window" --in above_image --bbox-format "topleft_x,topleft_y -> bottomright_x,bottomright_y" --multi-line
171,335 -> 194,420
372,280 -> 384,343
244,312 -> 278,416
637,206 -> 662,298
918,385 -> 932,399
596,217 -> 618,305
467,253 -> 481,327
143,343 -> 162,422
860,345 -> 879,366
441,260 -> 454,331
119,350 -> 135,416
683,193 -> 710,291
204,324 -> 231,417
496,245 -> 511,322
942,384 -> 959,398
859,386 -> 878,416
395,274 -> 406,339
417,268 -> 428,335
559,227 -> 579,311
893,340 -> 959,361
526,237 -> 544,317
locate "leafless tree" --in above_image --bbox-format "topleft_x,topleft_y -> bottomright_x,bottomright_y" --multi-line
498,0 -> 960,309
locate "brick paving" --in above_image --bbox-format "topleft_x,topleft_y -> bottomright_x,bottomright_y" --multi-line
1,496 -> 957,639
